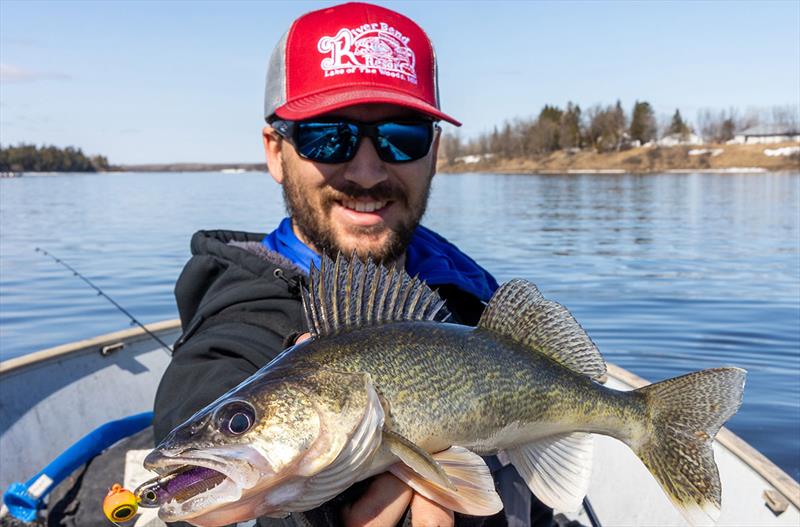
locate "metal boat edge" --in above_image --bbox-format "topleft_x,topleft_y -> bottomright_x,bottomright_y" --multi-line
0,319 -> 181,375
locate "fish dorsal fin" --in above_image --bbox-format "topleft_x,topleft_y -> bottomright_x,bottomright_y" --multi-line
301,253 -> 449,338
478,279 -> 606,379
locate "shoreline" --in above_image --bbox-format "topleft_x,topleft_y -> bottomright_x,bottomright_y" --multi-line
2,143 -> 798,176
438,142 -> 799,175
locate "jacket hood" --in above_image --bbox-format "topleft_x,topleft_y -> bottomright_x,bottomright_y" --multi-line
175,230 -> 306,330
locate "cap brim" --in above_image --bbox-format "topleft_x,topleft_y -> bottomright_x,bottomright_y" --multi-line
275,86 -> 461,126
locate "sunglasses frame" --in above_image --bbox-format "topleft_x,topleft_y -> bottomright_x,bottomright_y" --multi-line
269,117 -> 440,164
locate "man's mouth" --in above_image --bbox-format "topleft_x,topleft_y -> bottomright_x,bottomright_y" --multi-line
340,199 -> 389,213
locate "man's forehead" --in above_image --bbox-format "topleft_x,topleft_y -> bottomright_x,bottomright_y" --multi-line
319,103 -> 428,122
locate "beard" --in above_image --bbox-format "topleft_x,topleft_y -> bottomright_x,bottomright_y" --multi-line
281,159 -> 432,264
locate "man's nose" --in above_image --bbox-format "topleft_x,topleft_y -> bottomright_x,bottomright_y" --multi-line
342,137 -> 389,189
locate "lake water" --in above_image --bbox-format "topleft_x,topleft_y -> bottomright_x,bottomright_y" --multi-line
1,171 -> 798,482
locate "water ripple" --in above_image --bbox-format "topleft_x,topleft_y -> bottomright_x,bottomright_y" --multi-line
1,171 -> 798,481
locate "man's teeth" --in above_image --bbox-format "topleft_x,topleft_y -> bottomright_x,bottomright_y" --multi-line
342,200 -> 387,213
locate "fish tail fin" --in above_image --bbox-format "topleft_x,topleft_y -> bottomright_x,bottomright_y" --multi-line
632,367 -> 746,526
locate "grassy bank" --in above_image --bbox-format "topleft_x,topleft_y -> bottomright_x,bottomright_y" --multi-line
438,142 -> 800,174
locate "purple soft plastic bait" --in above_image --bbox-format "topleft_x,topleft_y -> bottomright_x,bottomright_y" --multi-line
135,466 -> 226,507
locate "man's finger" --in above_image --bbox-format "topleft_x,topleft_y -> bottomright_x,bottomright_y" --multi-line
342,473 -> 413,527
410,493 -> 454,527
295,332 -> 312,344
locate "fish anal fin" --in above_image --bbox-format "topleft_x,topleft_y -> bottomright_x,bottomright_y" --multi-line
505,432 -> 594,512
382,429 -> 455,490
389,446 -> 503,517
478,279 -> 605,379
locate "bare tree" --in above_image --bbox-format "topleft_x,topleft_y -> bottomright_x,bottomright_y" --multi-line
771,105 -> 800,131
697,107 -> 739,143
439,129 -> 463,164
585,102 -> 627,152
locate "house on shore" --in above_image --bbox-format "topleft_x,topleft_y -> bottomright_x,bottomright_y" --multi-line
728,125 -> 800,145
657,132 -> 703,147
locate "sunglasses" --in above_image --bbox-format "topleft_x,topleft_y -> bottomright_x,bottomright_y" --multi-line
270,118 -> 438,164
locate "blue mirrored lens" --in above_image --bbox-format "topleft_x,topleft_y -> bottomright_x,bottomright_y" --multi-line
291,121 -> 433,163
295,122 -> 358,162
375,122 -> 433,162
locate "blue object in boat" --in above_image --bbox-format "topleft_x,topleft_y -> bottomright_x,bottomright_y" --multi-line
2,411 -> 153,522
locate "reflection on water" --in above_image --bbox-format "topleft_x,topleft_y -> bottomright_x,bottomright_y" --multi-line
1,171 -> 798,480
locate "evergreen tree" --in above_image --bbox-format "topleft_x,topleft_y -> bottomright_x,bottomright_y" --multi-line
669,109 -> 690,137
538,104 -> 563,124
559,102 -> 582,149
629,101 -> 657,143
613,100 -> 626,134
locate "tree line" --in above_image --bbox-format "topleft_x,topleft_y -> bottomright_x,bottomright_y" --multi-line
0,144 -> 110,172
440,103 -> 799,163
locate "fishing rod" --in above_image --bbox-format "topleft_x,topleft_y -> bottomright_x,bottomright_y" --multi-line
34,247 -> 173,353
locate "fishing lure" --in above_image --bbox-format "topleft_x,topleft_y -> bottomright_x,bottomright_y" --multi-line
102,484 -> 138,524
134,466 -> 228,508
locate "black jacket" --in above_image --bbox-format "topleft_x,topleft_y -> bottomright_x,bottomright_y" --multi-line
153,230 -> 512,527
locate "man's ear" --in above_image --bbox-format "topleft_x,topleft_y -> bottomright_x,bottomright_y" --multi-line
262,126 -> 284,184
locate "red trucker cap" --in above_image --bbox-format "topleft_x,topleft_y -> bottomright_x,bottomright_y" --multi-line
264,2 -> 461,126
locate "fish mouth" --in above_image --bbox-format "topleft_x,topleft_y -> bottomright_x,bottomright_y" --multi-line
142,448 -> 263,521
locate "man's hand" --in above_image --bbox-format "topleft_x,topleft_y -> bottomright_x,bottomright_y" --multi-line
293,334 -> 455,527
341,473 -> 454,527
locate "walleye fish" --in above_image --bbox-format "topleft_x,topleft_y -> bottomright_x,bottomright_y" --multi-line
138,254 -> 746,527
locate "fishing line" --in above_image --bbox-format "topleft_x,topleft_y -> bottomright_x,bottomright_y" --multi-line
34,247 -> 173,353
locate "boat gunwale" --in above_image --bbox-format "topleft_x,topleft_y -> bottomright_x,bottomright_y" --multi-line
605,362 -> 800,510
0,318 -> 181,376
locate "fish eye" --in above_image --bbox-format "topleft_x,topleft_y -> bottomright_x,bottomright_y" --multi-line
229,412 -> 252,434
216,401 -> 256,436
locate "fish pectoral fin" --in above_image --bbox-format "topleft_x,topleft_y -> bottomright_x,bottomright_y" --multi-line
389,446 -> 504,517
382,429 -> 455,490
505,432 -> 594,512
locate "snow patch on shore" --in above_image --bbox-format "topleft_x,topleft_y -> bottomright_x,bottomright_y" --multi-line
764,146 -> 800,157
688,148 -> 723,157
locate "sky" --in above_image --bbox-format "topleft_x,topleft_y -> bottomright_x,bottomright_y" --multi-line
1,0 -> 798,164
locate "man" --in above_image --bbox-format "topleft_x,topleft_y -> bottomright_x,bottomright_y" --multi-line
154,3 -> 552,526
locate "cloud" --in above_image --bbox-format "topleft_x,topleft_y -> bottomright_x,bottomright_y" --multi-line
0,64 -> 71,83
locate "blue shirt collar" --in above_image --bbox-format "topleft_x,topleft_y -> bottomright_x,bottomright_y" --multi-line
262,217 -> 497,302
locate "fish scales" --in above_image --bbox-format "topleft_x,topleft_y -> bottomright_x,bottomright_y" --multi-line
275,321 -> 646,453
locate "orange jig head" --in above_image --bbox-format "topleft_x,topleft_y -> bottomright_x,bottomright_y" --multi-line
103,483 -> 139,523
